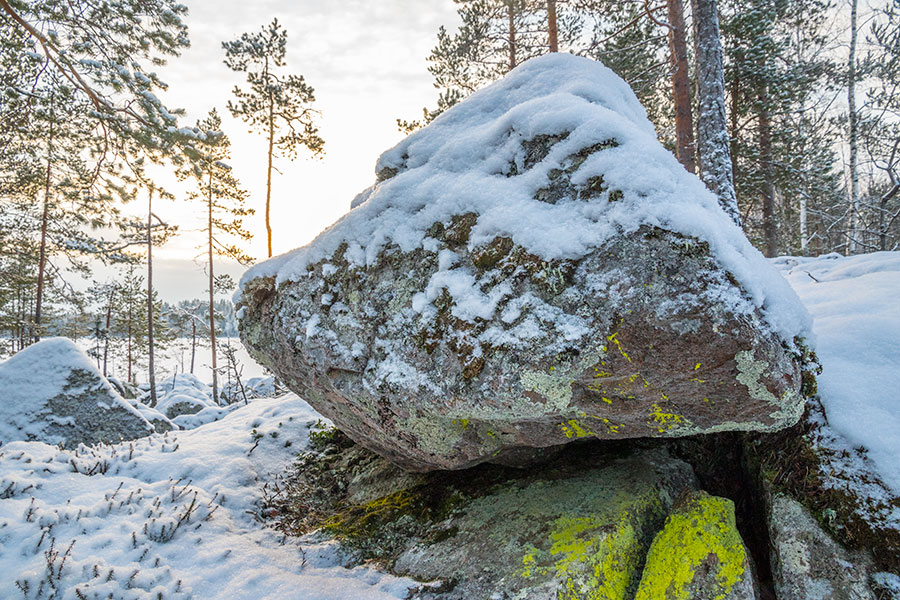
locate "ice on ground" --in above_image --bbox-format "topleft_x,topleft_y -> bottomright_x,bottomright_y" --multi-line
239,53 -> 810,345
0,395 -> 417,599
0,338 -> 153,447
775,252 -> 900,494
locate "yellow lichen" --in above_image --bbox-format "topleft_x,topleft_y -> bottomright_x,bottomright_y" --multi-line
648,403 -> 688,434
606,331 -> 631,363
634,492 -> 748,600
543,514 -> 642,600
560,419 -> 594,439
452,418 -> 470,431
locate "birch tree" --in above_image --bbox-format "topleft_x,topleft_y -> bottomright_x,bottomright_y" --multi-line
845,0 -> 860,253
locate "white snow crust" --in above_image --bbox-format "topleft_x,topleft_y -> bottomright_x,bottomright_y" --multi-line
775,252 -> 900,494
0,395 -> 417,599
238,54 -> 810,344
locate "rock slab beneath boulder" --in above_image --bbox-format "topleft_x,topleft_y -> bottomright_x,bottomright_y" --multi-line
0,338 -> 154,448
238,54 -> 811,471
768,494 -> 875,600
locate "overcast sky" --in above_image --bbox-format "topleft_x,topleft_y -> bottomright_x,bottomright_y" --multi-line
133,1 -> 460,301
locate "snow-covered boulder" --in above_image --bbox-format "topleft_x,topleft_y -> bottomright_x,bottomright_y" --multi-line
152,373 -> 217,419
237,54 -> 813,471
0,338 -> 154,448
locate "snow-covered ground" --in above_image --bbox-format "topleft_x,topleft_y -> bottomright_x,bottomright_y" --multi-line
776,252 -> 900,494
0,395 -> 417,599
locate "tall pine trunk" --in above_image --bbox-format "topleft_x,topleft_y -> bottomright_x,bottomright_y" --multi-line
846,0 -> 860,253
692,0 -> 740,225
757,91 -> 778,257
208,170 -> 218,403
547,0 -> 558,52
127,301 -> 133,384
147,189 -> 158,407
190,317 -> 196,374
508,1 -> 517,70
730,68 -> 741,191
103,288 -> 113,376
264,56 -> 275,258
667,0 -> 697,173
33,116 -> 54,343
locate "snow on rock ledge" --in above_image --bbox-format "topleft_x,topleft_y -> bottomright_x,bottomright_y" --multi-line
0,338 -> 154,448
237,54 -> 812,471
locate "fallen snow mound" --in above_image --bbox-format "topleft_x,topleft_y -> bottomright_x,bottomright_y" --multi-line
152,373 -> 218,419
0,338 -> 154,448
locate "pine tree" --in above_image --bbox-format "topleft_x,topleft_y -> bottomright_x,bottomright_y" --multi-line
722,0 -> 838,255
853,0 -> 900,251
401,0 -> 583,132
665,0 -> 698,173
177,109 -> 253,403
222,19 -> 324,258
584,2 -> 673,143
1,0 -> 192,345
0,0 -> 189,156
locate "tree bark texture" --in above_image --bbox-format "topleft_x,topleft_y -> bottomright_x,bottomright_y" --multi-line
147,188 -> 158,407
547,0 -> 558,52
847,0 -> 860,253
667,0 -> 697,173
691,0 -> 741,226
757,93 -> 778,257
34,117 -> 54,343
208,170 -> 218,403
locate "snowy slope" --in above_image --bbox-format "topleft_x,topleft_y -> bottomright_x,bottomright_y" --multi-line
239,53 -> 810,346
776,252 -> 900,494
0,395 -> 417,599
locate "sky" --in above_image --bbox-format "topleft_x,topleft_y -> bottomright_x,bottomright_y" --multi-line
136,1 -> 460,301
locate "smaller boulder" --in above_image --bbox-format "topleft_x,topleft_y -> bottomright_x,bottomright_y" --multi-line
768,494 -> 874,600
153,373 -> 217,418
635,490 -> 758,600
0,338 -> 154,448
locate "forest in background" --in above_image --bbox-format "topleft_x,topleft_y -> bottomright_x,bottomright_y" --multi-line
1,0 -> 898,393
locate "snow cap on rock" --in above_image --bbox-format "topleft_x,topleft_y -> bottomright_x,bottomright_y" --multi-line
239,53 -> 809,343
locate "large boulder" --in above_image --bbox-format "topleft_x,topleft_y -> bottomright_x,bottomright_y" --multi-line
0,338 -> 154,448
238,54 -> 812,471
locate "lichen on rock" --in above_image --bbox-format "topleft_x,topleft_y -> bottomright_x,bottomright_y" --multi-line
263,431 -> 702,599
634,491 -> 758,600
